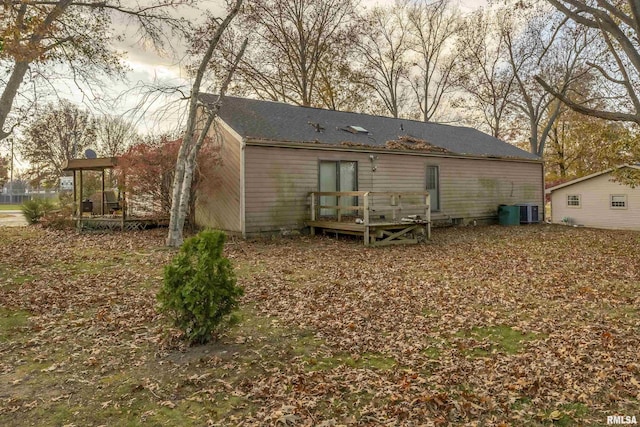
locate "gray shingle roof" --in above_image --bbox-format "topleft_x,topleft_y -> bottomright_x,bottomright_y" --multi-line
203,94 -> 539,160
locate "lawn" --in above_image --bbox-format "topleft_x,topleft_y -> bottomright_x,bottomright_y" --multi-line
0,225 -> 638,426
0,204 -> 22,211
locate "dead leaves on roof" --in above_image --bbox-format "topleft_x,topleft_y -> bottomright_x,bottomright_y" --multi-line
338,135 -> 453,154
385,136 -> 452,153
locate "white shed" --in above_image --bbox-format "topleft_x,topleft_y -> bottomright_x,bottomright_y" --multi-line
546,165 -> 640,230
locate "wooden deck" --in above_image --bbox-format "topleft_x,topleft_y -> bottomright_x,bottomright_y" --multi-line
307,191 -> 431,246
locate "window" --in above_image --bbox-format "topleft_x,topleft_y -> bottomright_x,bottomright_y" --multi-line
426,165 -> 440,211
610,194 -> 627,209
567,194 -> 581,207
319,160 -> 358,216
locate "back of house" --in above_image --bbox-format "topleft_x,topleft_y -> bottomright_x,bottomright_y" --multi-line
196,95 -> 544,237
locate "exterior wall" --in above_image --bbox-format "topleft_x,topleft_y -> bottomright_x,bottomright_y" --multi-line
243,144 -> 544,234
194,122 -> 242,233
550,172 -> 640,230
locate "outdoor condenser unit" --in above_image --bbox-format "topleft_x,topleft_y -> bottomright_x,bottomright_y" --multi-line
519,204 -> 539,224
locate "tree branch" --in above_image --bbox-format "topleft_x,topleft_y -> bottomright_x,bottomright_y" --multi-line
535,75 -> 639,124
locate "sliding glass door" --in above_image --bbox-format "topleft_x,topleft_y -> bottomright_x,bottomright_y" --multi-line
319,160 -> 357,217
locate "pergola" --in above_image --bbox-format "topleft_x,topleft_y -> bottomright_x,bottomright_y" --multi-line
62,157 -> 126,229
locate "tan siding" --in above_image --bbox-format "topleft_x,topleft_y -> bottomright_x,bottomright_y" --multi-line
438,157 -> 543,219
195,122 -> 242,232
244,145 -> 544,233
550,172 -> 640,230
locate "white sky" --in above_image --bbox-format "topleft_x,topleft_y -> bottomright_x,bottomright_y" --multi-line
3,0 -> 489,172
114,0 -> 488,133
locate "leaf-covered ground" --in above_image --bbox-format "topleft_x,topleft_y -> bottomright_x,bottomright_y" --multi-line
0,225 -> 638,426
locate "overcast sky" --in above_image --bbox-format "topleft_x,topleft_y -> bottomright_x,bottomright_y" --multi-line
108,0 -> 489,135
122,0 -> 488,83
4,0 -> 489,170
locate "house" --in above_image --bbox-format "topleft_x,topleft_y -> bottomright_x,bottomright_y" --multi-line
546,165 -> 640,230
196,95 -> 544,237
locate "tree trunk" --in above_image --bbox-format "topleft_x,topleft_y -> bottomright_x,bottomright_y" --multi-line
165,1 -> 246,247
0,62 -> 29,140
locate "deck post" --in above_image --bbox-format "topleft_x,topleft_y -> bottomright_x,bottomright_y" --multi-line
426,192 -> 431,239
363,192 -> 370,246
310,193 -> 316,236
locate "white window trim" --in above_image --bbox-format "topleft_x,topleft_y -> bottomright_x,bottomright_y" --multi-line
567,194 -> 581,208
610,194 -> 628,210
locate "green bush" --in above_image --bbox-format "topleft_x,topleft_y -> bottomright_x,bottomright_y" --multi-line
21,198 -> 55,224
158,229 -> 243,345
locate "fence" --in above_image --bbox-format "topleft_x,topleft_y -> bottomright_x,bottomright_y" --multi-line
0,193 -> 58,205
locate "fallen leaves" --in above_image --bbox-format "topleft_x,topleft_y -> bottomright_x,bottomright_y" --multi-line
0,225 -> 638,425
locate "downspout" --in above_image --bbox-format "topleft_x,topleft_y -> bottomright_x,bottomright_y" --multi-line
240,137 -> 246,238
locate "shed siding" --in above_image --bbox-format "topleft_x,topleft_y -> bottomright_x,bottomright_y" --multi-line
244,145 -> 543,233
550,172 -> 640,230
195,123 -> 242,232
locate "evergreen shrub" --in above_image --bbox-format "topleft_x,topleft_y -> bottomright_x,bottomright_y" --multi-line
158,229 -> 243,344
21,198 -> 54,224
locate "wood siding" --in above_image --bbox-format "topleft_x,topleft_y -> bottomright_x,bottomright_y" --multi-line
550,172 -> 640,230
195,122 -> 242,232
243,145 -> 543,234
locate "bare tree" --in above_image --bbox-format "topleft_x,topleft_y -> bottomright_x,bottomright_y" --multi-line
405,0 -> 460,122
315,55 -> 378,113
19,100 -> 96,186
539,0 -> 640,125
166,0 -> 246,247
227,0 -> 361,108
358,6 -> 411,118
503,7 -> 592,156
0,0 -> 193,142
95,116 -> 140,157
453,8 -> 514,138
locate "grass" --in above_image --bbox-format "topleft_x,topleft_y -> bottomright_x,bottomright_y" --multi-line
0,308 -> 30,342
0,225 -> 638,426
0,204 -> 22,210
303,352 -> 396,371
455,325 -> 544,357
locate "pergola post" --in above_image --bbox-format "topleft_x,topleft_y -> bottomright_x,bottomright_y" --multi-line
101,169 -> 105,216
76,170 -> 83,229
72,171 -> 77,216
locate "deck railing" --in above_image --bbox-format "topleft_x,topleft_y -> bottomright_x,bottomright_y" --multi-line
309,191 -> 431,225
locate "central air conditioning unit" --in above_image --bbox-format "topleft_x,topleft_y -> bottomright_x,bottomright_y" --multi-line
519,204 -> 539,224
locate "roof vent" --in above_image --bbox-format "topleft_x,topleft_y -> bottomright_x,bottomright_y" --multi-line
308,121 -> 325,132
343,125 -> 369,134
